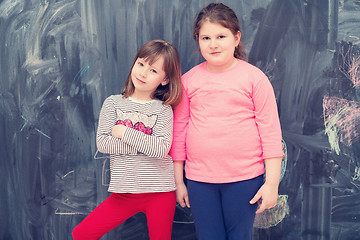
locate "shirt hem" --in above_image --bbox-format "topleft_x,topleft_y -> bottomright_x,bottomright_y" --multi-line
185,171 -> 265,184
108,187 -> 176,194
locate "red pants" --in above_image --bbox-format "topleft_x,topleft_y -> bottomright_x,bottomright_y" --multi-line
72,191 -> 176,240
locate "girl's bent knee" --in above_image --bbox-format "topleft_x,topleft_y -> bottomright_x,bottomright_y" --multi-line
72,223 -> 103,240
72,225 -> 86,240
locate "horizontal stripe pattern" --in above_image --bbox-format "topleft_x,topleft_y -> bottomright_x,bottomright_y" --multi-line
96,95 -> 175,193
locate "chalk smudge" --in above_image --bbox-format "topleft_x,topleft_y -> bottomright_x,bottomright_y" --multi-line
353,166 -> 360,182
323,96 -> 360,154
338,44 -> 360,88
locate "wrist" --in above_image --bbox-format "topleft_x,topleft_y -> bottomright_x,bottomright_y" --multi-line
264,180 -> 279,187
175,181 -> 185,186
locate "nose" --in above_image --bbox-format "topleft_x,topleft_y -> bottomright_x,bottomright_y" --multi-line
209,39 -> 218,48
139,68 -> 147,78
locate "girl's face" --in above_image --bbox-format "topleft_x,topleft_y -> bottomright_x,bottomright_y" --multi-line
198,21 -> 241,72
130,56 -> 168,101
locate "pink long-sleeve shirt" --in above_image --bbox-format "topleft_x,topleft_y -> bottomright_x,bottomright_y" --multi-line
170,60 -> 284,183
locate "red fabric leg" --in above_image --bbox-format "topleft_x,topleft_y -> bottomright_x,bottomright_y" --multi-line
72,193 -> 140,240
145,191 -> 176,240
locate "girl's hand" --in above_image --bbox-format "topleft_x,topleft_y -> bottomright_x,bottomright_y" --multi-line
251,157 -> 282,213
249,182 -> 278,214
112,124 -> 127,139
175,182 -> 190,208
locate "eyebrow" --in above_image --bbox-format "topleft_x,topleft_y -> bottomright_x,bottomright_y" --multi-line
151,64 -> 163,72
199,32 -> 228,37
139,57 -> 160,66
142,59 -> 163,71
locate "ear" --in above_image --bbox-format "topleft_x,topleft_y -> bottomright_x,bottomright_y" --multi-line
235,31 -> 241,46
161,78 -> 169,86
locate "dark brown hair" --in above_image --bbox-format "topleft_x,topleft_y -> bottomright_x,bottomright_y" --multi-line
193,3 -> 248,61
122,40 -> 183,106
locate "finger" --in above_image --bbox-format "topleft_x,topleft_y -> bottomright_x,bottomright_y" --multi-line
250,193 -> 261,204
256,203 -> 266,214
262,198 -> 277,210
256,207 -> 265,214
179,200 -> 186,208
177,197 -> 186,208
185,195 -> 190,208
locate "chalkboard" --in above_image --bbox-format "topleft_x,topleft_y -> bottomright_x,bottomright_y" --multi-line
1,0 -> 360,239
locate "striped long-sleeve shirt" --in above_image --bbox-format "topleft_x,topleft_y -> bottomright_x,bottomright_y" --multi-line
96,95 -> 175,193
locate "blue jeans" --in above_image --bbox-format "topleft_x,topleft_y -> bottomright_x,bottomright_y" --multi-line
187,175 -> 263,240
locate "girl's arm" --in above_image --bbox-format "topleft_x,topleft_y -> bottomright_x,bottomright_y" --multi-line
250,74 -> 284,212
173,161 -> 190,208
250,157 -> 282,213
169,83 -> 190,162
168,82 -> 190,207
112,106 -> 173,158
96,97 -> 137,155
252,75 -> 284,160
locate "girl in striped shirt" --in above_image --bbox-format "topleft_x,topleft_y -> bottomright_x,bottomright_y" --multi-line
73,40 -> 182,240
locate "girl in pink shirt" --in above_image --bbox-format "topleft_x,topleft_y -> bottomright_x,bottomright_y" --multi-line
170,3 -> 284,240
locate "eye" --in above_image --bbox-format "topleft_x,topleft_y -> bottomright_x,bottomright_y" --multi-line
218,35 -> 225,39
201,36 -> 210,40
150,69 -> 158,73
137,61 -> 144,67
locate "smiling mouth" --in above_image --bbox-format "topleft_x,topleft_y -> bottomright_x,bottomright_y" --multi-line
211,52 -> 221,55
137,78 -> 146,84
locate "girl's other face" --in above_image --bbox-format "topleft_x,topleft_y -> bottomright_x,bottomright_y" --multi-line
130,56 -> 168,101
198,21 -> 241,72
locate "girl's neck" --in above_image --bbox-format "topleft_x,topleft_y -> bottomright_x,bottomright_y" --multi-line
129,92 -> 154,102
206,58 -> 238,72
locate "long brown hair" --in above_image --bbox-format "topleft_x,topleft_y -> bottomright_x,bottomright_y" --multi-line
122,40 -> 183,106
193,3 -> 248,61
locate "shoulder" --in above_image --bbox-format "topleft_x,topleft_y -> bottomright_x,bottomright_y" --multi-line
151,99 -> 173,117
231,60 -> 270,89
101,94 -> 127,109
182,62 -> 206,84
145,99 -> 172,113
154,100 -> 173,114
104,94 -> 123,102
236,62 -> 276,96
236,60 -> 267,79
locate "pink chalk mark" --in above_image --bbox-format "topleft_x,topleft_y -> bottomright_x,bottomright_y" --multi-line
323,95 -> 360,146
339,45 -> 360,88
